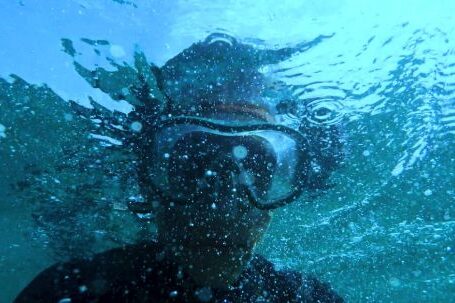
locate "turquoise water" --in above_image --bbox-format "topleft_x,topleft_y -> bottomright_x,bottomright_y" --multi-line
1,1 -> 455,302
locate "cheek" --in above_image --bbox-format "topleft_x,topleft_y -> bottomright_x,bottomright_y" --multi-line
247,208 -> 271,227
157,204 -> 271,239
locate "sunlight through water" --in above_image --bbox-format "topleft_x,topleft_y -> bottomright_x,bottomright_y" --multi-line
1,0 -> 455,302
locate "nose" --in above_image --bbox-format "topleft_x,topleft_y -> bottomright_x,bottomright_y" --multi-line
204,164 -> 251,212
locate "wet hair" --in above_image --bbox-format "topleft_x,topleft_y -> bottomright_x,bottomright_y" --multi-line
125,34 -> 345,213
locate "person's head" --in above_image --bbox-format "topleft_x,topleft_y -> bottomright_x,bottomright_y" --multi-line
145,100 -> 311,288
131,33 -> 342,287
153,105 -> 273,286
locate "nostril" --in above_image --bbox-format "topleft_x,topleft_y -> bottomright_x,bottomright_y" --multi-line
231,186 -> 253,211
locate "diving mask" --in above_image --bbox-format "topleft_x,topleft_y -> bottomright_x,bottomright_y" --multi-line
146,116 -> 310,210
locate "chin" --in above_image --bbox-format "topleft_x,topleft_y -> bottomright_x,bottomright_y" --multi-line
184,246 -> 252,287
184,239 -> 254,256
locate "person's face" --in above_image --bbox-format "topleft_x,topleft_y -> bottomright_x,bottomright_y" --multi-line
154,139 -> 273,285
155,128 -> 276,257
155,187 -> 272,286
156,192 -> 271,257
151,112 -> 280,285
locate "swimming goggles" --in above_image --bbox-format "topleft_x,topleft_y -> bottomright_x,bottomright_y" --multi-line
144,116 -> 311,210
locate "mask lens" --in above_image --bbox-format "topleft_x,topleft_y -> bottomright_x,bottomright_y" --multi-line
149,120 -> 306,207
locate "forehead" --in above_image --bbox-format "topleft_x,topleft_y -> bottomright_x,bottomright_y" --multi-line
160,40 -> 271,116
197,103 -> 276,124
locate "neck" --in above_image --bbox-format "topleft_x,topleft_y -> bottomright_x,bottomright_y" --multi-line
158,235 -> 253,289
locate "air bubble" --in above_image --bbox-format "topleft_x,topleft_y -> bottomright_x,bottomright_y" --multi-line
0,123 -> 5,138
131,121 -> 143,132
63,113 -> 73,121
233,145 -> 248,160
389,277 -> 401,287
109,44 -> 126,58
169,290 -> 178,298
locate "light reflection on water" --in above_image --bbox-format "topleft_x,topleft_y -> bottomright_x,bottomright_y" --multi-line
1,0 -> 455,302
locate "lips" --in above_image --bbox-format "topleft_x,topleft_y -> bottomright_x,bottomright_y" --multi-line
173,221 -> 264,252
182,237 -> 254,252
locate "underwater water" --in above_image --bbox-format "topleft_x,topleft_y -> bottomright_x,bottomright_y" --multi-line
1,0 -> 455,302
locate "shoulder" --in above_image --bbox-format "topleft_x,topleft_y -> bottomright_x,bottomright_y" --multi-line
248,255 -> 344,303
296,275 -> 344,303
14,242 -> 161,303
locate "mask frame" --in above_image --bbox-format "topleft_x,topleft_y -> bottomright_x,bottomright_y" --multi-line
140,116 -> 311,210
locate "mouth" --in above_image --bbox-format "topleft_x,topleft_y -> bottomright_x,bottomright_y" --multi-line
183,238 -> 254,252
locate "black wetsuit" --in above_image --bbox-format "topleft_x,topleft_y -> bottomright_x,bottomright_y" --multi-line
15,242 -> 343,303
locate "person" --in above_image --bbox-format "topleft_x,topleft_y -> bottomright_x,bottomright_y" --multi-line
15,34 -> 344,303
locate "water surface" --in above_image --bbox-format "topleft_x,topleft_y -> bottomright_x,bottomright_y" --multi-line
1,1 -> 455,302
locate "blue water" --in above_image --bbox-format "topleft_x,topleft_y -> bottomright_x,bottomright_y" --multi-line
1,0 -> 455,302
